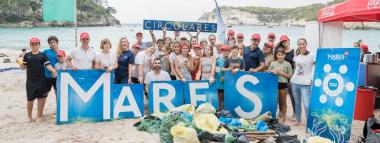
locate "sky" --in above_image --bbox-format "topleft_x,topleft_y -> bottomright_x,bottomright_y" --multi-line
108,0 -> 333,23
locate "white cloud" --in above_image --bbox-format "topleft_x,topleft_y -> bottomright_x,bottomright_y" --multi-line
108,0 -> 333,23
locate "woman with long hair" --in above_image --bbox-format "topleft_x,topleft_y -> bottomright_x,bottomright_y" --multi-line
175,44 -> 194,82
114,37 -> 134,84
290,38 -> 315,125
197,45 -> 216,83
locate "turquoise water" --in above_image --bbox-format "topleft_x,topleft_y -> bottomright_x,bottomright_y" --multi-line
1,25 -> 379,53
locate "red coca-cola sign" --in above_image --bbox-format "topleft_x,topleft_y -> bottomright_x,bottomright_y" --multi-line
321,6 -> 335,18
368,0 -> 380,9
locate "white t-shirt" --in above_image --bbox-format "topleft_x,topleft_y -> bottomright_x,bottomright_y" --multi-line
95,52 -> 115,68
169,52 -> 178,64
290,53 -> 315,85
69,47 -> 96,69
133,51 -> 156,78
54,62 -> 68,70
154,47 -> 164,58
144,70 -> 171,84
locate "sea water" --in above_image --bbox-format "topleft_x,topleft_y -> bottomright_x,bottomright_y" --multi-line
0,24 -> 379,53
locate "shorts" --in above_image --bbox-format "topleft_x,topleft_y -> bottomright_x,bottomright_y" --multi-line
218,89 -> 224,93
44,78 -> 57,93
170,75 -> 176,80
278,82 -> 288,89
26,79 -> 48,101
131,77 -> 139,84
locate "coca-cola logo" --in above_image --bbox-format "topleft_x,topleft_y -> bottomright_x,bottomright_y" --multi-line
321,6 -> 335,18
368,0 -> 380,9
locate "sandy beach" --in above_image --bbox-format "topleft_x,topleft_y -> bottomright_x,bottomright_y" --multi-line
0,49 -> 367,143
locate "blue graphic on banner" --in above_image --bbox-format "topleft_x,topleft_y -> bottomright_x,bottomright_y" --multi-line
112,84 -> 144,119
224,71 -> 278,119
307,48 -> 361,143
57,70 -> 113,124
148,80 -> 184,113
143,20 -> 217,33
183,80 -> 219,109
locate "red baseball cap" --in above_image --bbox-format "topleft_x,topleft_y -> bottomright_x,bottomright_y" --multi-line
132,43 -> 141,49
268,32 -> 276,38
228,30 -> 234,35
57,50 -> 66,57
251,34 -> 261,40
280,35 -> 289,42
29,37 -> 40,43
221,45 -> 230,51
193,44 -> 201,49
264,42 -> 274,47
80,32 -> 90,40
360,43 -> 368,51
136,32 -> 143,36
181,37 -> 187,40
237,33 -> 244,38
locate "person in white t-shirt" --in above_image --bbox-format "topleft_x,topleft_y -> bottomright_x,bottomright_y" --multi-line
144,58 -> 171,94
134,45 -> 156,83
94,38 -> 117,72
169,41 -> 181,80
66,32 -> 96,70
290,38 -> 315,125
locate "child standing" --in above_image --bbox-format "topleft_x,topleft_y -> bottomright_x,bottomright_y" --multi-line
268,48 -> 293,123
20,38 -> 56,122
215,45 -> 230,110
197,46 -> 216,83
223,45 -> 245,72
55,50 -> 69,71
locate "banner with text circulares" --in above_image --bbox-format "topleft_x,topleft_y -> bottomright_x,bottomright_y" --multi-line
224,71 -> 278,119
143,20 -> 217,33
307,48 -> 361,143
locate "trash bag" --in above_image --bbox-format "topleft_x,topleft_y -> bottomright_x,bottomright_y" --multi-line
253,111 -> 272,122
306,136 -> 333,143
170,122 -> 200,143
224,131 -> 249,143
239,118 -> 249,127
194,114 -> 228,134
267,118 -> 290,133
195,103 -> 216,114
276,135 -> 300,143
363,117 -> 380,143
216,109 -> 234,118
170,104 -> 195,115
219,117 -> 242,127
197,131 -> 225,142
134,115 -> 162,133
255,120 -> 268,131
159,112 -> 192,143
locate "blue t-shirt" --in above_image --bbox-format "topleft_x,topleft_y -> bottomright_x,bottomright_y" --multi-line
216,56 -> 226,89
243,46 -> 265,71
115,50 -> 135,78
43,48 -> 58,78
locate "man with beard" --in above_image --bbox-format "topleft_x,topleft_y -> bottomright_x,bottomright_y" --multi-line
144,58 -> 171,95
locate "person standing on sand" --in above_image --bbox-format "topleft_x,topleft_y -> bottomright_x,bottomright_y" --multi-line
243,34 -> 265,72
43,36 -> 60,96
20,38 -> 56,123
94,39 -> 117,72
66,32 -> 96,70
114,37 -> 134,84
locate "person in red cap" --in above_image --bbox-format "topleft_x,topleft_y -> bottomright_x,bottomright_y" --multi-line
275,34 -> 296,117
267,32 -> 276,43
243,33 -> 265,72
20,37 -> 56,123
236,33 -> 245,57
191,44 -> 202,80
215,45 -> 230,109
135,30 -> 156,49
226,30 -> 236,46
130,43 -> 143,84
180,36 -> 188,45
67,32 -> 96,70
55,50 -> 68,71
360,43 -> 372,62
263,41 -> 275,70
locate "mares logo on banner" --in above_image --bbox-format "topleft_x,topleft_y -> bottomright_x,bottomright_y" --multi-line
224,71 -> 278,119
368,0 -> 380,9
57,70 -> 144,124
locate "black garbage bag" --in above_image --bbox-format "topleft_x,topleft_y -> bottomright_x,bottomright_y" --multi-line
276,135 -> 300,143
198,131 -> 225,143
267,118 -> 290,133
216,109 -> 234,118
362,117 -> 380,143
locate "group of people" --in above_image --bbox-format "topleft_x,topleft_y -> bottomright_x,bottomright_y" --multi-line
21,29 -> 315,125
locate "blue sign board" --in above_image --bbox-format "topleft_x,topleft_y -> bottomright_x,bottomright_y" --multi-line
307,48 -> 361,143
224,71 -> 278,119
143,20 -> 217,33
112,84 -> 144,119
183,80 -> 219,109
148,80 -> 184,113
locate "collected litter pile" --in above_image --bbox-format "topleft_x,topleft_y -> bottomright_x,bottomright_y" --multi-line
134,103 -> 302,143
